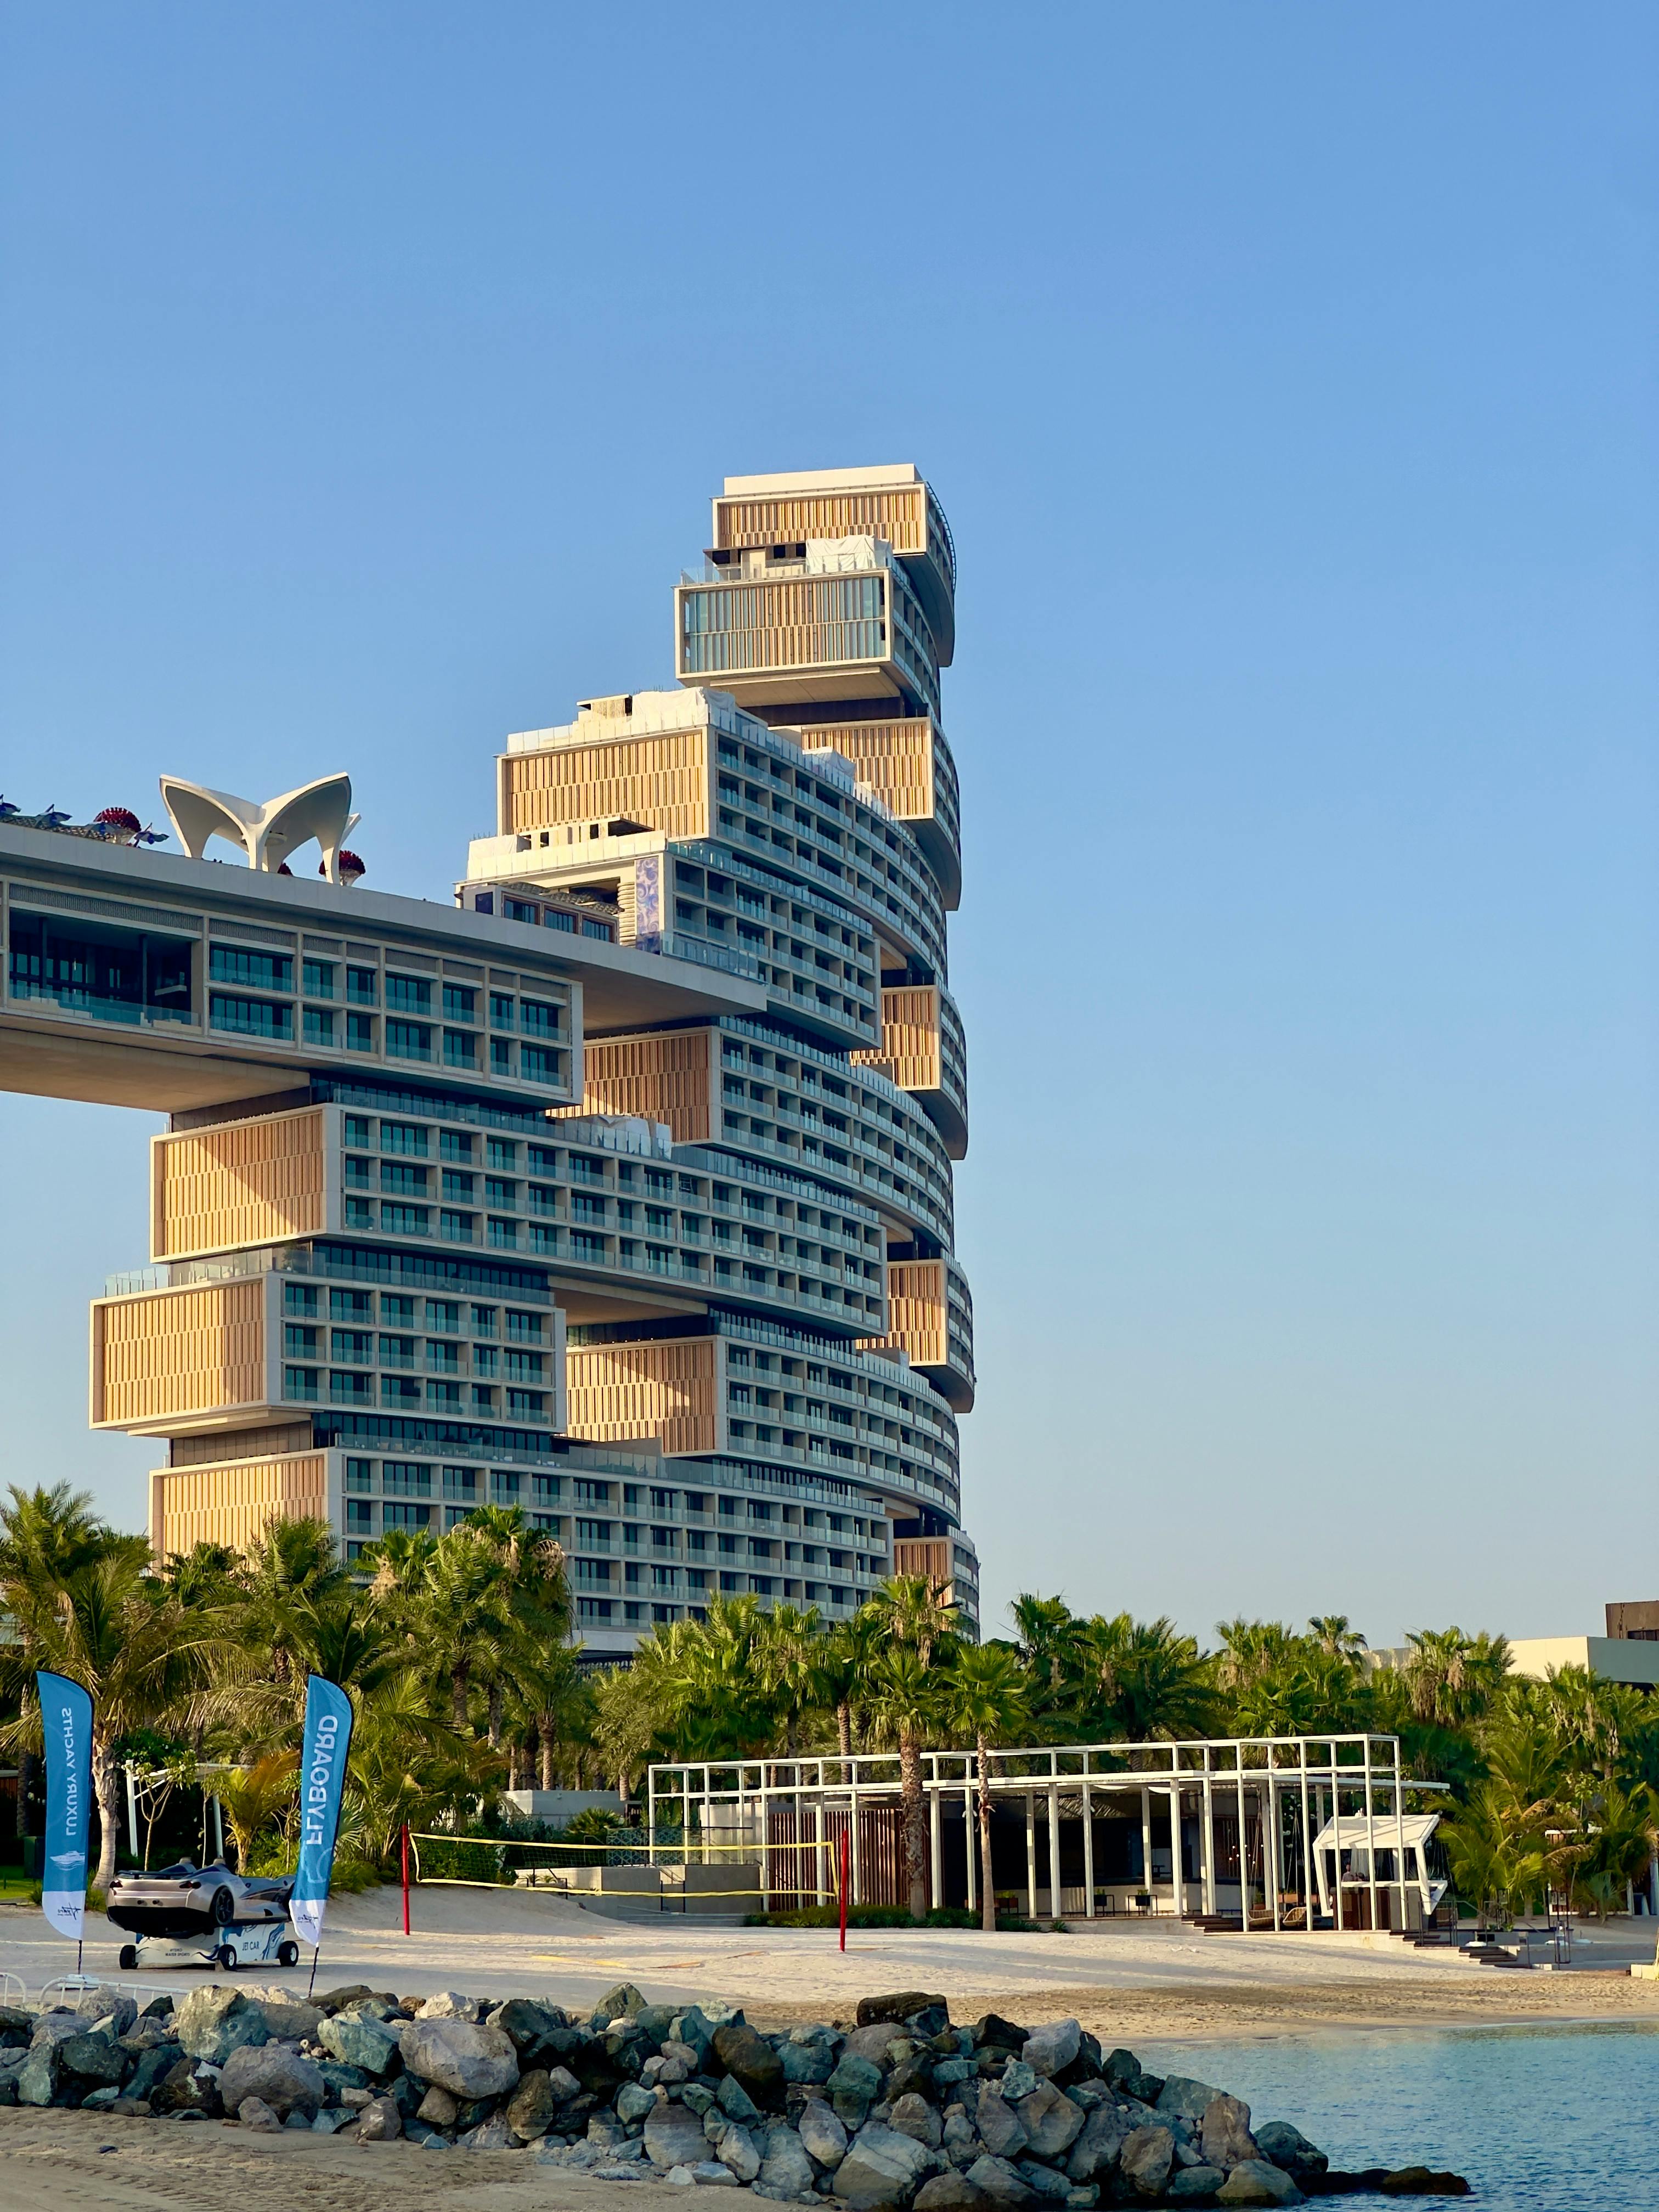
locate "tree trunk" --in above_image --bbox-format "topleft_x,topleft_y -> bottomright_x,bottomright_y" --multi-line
15,1750 -> 32,1841
92,1733 -> 121,1893
899,1729 -> 928,1920
487,1684 -> 503,1750
452,1664 -> 470,1731
978,1731 -> 997,1934
837,1701 -> 852,1780
539,1714 -> 556,1790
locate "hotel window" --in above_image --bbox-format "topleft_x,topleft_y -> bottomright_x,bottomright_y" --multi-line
439,1209 -> 473,1243
344,1457 -> 374,1493
302,958 -> 336,1000
303,1007 -> 335,1047
345,1499 -> 375,1534
520,998 -> 560,1038
490,992 -> 514,1030
283,1365 -> 319,1401
380,1160 -> 427,1195
442,1465 -> 478,1502
346,1011 -> 375,1052
210,993 -> 292,1041
283,1323 -> 318,1357
521,1044 -> 560,1086
442,982 -> 476,1023
443,1029 -> 478,1069
490,1038 -> 512,1077
330,1328 -> 372,1364
385,974 -> 431,1015
381,1203 -> 429,1235
386,1018 -> 432,1063
283,1283 -> 318,1318
382,1501 -> 432,1530
346,965 -> 377,1006
208,945 -> 292,992
441,1128 -> 474,1163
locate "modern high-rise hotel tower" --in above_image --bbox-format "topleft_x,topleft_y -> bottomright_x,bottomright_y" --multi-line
25,464 -> 977,1662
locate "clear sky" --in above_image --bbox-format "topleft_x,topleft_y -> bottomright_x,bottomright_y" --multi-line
2,4 -> 1655,1651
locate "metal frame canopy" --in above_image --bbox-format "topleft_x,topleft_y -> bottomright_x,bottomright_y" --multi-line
647,1733 -> 1448,1934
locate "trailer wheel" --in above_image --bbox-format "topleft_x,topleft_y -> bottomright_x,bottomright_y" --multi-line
210,1883 -> 236,1927
117,1944 -> 137,1971
215,1943 -> 238,1970
278,1940 -> 298,1968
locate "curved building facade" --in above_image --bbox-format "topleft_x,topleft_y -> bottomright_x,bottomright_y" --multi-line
25,463 -> 977,1661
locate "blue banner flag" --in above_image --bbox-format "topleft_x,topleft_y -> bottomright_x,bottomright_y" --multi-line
290,1674 -> 353,1948
37,1671 -> 93,1943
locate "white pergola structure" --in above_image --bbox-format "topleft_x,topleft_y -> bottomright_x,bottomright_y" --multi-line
647,1733 -> 1448,1934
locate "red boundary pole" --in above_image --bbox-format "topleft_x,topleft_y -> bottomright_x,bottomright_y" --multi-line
839,1827 -> 849,1953
401,1822 -> 411,1934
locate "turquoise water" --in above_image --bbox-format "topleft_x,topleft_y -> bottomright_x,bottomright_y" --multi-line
1143,2023 -> 1659,2207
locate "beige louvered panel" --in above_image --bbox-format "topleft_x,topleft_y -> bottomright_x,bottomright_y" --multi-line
566,1338 -> 718,1457
859,1260 -> 947,1369
151,1453 -> 328,1560
798,720 -> 935,822
154,1108 -> 325,1260
852,987 -> 942,1094
893,1537 -> 952,1587
503,732 -> 710,840
95,1279 -> 267,1425
550,1029 -> 714,1142
714,487 -> 927,555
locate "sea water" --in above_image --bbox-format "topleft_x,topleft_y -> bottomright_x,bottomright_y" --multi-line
1143,2022 -> 1659,2209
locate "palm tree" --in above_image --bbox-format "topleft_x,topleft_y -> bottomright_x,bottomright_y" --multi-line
946,1643 -> 1029,1931
758,1602 -> 826,1758
821,1608 -> 885,1764
1009,1594 -> 1081,1718
870,1645 -> 945,1920
0,1551 -> 228,1888
1308,1615 -> 1367,1663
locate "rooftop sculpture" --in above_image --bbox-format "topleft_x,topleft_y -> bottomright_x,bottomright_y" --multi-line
159,772 -> 362,883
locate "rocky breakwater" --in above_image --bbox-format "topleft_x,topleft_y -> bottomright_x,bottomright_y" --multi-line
0,1981 -> 1470,2200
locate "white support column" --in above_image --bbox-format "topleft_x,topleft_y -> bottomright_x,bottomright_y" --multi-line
1201,1760 -> 1215,1916
964,1760 -> 977,1915
930,1781 -> 943,1915
814,1791 -> 826,1908
126,1766 -> 139,1859
648,1768 -> 658,1867
1139,1787 -> 1153,1909
1235,1754 -> 1249,1932
1299,1749 -> 1314,1935
1082,1777 -> 1094,1917
1364,1740 -> 1379,1934
850,1775 -> 862,1906
1170,1780 -> 1183,1918
1026,1793 -> 1037,1920
1268,1775 -> 1281,1931
1047,1785 -> 1062,1921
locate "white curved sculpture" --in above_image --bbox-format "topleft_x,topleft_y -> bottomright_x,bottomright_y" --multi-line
160,772 -> 361,883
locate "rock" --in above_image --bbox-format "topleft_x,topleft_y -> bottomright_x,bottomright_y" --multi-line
1168,2168 -> 1226,2201
358,2094 -> 404,2141
935,2059 -> 976,2090
151,2059 -> 221,2118
1014,2163 -> 1071,2202
688,2160 -> 742,2184
646,2054 -> 692,2086
834,2123 -> 934,2209
1252,2124 -> 1326,2176
975,2087 -> 1029,2161
399,2017 -> 520,2100
830,2052 -> 884,2121
312,2107 -> 356,2133
219,2042 -> 325,2121
964,2155 -> 1037,2205
257,2000 -> 323,2043
173,1988 -> 268,2066
1215,2162 -> 1301,2205
781,2039 -> 837,2085
18,2045 -> 60,2107
126,2045 -> 184,2103
238,2096 -> 282,2131
597,1983 -> 650,2023
489,1998 -> 562,2053
649,2102 -> 718,2169
618,2080 -> 658,2123
1376,2170 -> 1470,2198
757,2127 -> 819,2199
460,2113 -> 521,2149
890,2093 -> 943,2149
889,2058 -> 938,2104
74,1993 -> 138,2035
1119,2125 -> 1175,2200
1020,2023 -> 1080,2081
31,2016 -> 87,2052
716,2123 -> 762,2181
58,2033 -> 127,2087
1200,2095 -> 1257,2171
718,2070 -> 764,2125
1014,2081 -> 1084,2159
799,2097 -> 850,2169
1157,2077 -> 1225,2125
415,2083 -> 459,2125
1066,2106 -> 1127,2182
319,2011 -> 400,2075
971,2017 -> 1026,2053
713,2022 -> 784,2105
916,2177 -> 990,2212
505,2070 -> 561,2137
314,1984 -> 374,2010
998,2061 -> 1039,2103
857,1994 -> 946,2030
416,1991 -> 483,2022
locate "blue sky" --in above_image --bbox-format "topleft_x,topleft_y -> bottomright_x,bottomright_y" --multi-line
2,4 -> 1655,1649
